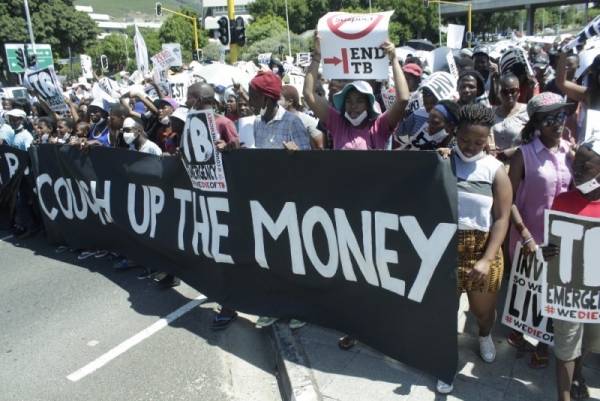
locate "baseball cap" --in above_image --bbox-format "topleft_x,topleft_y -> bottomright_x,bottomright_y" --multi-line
460,48 -> 473,58
154,97 -> 179,109
402,63 -> 422,77
472,45 -> 490,58
333,81 -> 380,118
6,109 -> 27,119
526,92 -> 572,118
532,54 -> 550,69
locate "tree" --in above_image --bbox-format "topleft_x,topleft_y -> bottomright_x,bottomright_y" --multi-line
238,33 -> 310,63
246,16 -> 288,44
0,0 -> 99,84
158,6 -> 209,64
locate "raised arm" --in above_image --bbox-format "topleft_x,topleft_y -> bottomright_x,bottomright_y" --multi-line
382,41 -> 409,130
556,51 -> 590,105
303,31 -> 330,124
130,90 -> 158,116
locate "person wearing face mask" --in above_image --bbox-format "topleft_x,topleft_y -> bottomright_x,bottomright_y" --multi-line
56,118 -> 76,145
436,104 -> 512,394
280,85 -> 325,149
548,137 -> 600,401
154,97 -> 178,151
122,117 -> 161,155
396,99 -> 459,151
303,31 -> 409,151
503,93 -> 574,369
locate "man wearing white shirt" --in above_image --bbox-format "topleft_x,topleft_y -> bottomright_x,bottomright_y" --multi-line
122,117 -> 161,155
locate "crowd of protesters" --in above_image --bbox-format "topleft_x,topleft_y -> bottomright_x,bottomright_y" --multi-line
0,30 -> 599,400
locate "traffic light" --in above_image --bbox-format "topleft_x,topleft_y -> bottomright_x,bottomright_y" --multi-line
16,48 -> 25,69
423,0 -> 429,8
217,16 -> 230,46
156,2 -> 162,16
27,54 -> 36,67
192,49 -> 203,61
465,31 -> 473,43
100,55 -> 108,70
235,17 -> 246,47
278,45 -> 284,56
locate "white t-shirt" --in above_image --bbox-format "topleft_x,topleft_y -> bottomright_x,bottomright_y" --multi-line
134,140 -> 162,155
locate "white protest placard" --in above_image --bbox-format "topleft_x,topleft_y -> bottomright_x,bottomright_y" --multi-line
153,67 -> 168,84
500,47 -> 534,77
25,66 -> 70,114
296,52 -> 311,65
381,87 -> 396,110
167,73 -> 189,104
258,53 -> 272,66
237,116 -> 256,148
181,109 -> 228,192
502,243 -> 554,345
447,24 -> 465,49
585,110 -> 600,142
427,47 -> 457,76
404,90 -> 422,116
317,11 -> 394,80
575,48 -> 600,79
80,55 -> 93,79
151,49 -> 177,70
128,70 -> 144,85
562,15 -> 600,53
162,43 -> 182,67
542,210 -> 600,323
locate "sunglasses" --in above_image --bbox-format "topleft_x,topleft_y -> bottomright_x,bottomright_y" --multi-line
500,88 -> 519,96
540,111 -> 567,127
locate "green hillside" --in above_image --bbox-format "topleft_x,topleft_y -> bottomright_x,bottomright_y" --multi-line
74,0 -> 199,20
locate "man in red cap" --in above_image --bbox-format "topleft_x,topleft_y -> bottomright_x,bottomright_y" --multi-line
248,71 -> 309,152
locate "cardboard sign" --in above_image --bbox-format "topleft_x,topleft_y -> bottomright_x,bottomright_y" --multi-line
167,73 -> 189,104
180,109 -> 227,192
296,52 -> 311,65
427,47 -> 457,77
422,72 -> 457,102
151,49 -> 177,70
24,66 -> 70,114
447,24 -> 465,49
502,243 -> 554,345
162,43 -> 182,67
317,11 -> 394,80
258,53 -> 272,66
542,210 -> 600,323
80,55 -> 93,79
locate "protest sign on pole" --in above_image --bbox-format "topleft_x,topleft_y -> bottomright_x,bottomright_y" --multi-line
317,11 -> 394,80
502,243 -> 554,345
162,43 -> 182,67
133,25 -> 149,76
151,49 -> 177,70
80,55 -> 93,79
180,109 -> 228,191
24,66 -> 70,114
446,24 -> 465,49
296,52 -> 311,66
542,210 -> 600,323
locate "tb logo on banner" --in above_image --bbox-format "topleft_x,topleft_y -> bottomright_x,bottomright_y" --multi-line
181,110 -> 228,192
25,66 -> 69,114
317,11 -> 394,80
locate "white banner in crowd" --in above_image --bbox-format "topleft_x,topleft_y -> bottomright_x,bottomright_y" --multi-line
80,55 -> 93,79
162,43 -> 182,67
502,243 -> 554,345
317,10 -> 394,80
427,47 -> 458,80
151,49 -> 177,70
134,25 -> 149,76
24,66 -> 70,114
446,24 -> 465,49
128,70 -> 144,85
542,210 -> 600,323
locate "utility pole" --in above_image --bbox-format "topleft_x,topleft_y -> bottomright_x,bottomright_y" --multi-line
23,0 -> 36,59
228,0 -> 236,62
68,46 -> 74,80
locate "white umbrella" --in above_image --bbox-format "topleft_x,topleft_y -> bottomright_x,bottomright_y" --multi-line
196,64 -> 253,89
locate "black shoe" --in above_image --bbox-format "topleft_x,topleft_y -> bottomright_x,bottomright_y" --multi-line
158,275 -> 181,288
137,268 -> 159,280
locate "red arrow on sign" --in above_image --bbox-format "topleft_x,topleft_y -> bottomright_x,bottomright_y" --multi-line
324,56 -> 341,66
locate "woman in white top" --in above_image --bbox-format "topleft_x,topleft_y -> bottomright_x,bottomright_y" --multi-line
437,104 -> 512,394
493,74 -> 529,164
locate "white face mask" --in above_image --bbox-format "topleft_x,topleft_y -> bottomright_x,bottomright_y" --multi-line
345,110 -> 368,127
123,131 -> 137,145
429,129 -> 448,143
160,116 -> 170,125
273,67 -> 279,74
576,174 -> 600,194
454,144 -> 486,162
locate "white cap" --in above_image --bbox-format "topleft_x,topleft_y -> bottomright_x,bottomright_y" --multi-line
6,109 -> 27,118
122,117 -> 137,129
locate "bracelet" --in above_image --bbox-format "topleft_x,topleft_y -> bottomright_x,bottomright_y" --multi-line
311,58 -> 321,63
515,222 -> 526,234
521,237 -> 534,245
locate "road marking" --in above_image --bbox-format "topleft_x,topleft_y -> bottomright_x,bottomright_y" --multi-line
0,235 -> 14,241
67,294 -> 207,382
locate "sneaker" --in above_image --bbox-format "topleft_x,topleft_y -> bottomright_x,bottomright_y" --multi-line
436,380 -> 454,394
137,268 -> 159,280
78,250 -> 97,260
289,319 -> 306,330
158,275 -> 181,288
479,334 -> 496,362
255,317 -> 279,328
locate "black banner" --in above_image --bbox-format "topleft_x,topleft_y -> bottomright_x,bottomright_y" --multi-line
29,145 -> 459,383
0,145 -> 29,229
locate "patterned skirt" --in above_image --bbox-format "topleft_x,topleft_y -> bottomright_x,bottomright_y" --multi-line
458,229 -> 504,293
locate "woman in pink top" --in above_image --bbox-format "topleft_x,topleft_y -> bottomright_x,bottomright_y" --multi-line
507,92 -> 574,368
303,32 -> 410,150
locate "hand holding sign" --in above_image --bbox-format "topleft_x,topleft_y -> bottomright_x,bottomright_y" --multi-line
380,40 -> 396,61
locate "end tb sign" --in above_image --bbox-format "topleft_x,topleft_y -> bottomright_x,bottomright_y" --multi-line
317,11 -> 394,80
